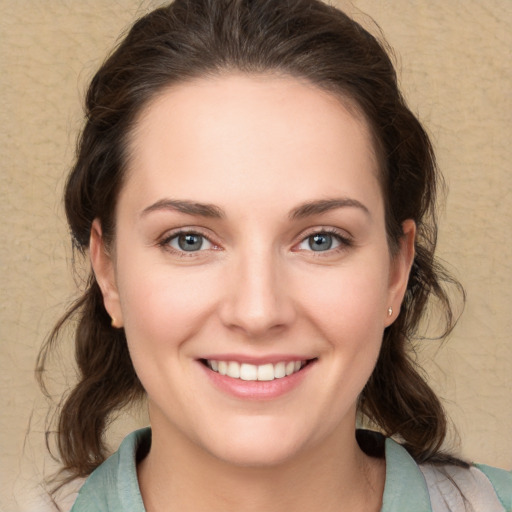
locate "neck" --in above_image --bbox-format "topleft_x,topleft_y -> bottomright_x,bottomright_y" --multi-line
138,418 -> 385,512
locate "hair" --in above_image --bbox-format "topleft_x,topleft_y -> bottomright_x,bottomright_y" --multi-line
37,0 -> 466,486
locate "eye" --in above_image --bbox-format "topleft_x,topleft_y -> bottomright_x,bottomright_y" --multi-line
166,232 -> 214,252
297,232 -> 345,252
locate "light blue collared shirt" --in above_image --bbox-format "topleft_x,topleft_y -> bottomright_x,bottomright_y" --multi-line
71,428 -> 511,511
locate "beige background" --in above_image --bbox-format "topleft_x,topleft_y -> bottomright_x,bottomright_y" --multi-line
1,1 -> 511,510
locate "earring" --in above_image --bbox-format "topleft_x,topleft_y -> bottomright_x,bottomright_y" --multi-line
387,306 -> 393,317
111,317 -> 119,328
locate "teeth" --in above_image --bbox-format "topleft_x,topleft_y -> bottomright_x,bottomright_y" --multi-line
274,362 -> 286,379
240,363 -> 258,381
257,363 -> 274,381
218,361 -> 228,376
206,359 -> 306,381
227,361 -> 240,379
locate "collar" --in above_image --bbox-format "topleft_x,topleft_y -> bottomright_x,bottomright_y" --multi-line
382,436 -> 432,511
73,428 -> 433,511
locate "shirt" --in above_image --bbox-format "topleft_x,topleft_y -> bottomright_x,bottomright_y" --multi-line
70,428 -> 512,511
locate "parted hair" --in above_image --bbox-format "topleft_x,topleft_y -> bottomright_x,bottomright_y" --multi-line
37,0 -> 465,483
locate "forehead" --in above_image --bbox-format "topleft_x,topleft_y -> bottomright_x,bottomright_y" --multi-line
123,73 -> 382,216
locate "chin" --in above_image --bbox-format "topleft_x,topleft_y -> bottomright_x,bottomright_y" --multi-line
195,417 -> 313,468
210,438 -> 303,469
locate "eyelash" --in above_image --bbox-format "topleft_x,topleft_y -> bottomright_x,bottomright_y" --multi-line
295,228 -> 353,256
158,229 -> 218,257
158,227 -> 353,256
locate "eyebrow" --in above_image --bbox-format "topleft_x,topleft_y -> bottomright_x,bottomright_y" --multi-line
140,197 -> 369,220
140,199 -> 225,219
289,198 -> 370,219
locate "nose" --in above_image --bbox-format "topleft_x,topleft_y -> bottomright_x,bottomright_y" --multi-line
218,247 -> 296,338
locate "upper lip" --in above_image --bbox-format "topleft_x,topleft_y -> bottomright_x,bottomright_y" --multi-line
199,354 -> 316,365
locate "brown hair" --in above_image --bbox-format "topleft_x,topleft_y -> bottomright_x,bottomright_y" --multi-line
37,0 -> 465,484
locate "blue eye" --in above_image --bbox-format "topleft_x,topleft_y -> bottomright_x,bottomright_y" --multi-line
298,232 -> 342,252
167,233 -> 213,252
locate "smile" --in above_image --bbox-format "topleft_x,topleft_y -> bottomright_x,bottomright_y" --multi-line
204,359 -> 307,381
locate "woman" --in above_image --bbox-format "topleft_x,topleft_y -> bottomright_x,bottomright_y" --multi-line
37,0 -> 511,510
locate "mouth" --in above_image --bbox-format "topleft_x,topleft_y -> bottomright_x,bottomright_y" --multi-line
200,358 -> 316,382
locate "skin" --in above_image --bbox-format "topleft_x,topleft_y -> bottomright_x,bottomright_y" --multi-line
91,73 -> 415,511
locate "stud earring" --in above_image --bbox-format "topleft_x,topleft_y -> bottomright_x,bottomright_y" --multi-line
111,317 -> 119,328
387,307 -> 393,317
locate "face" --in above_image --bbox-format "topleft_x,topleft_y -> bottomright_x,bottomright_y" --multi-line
92,74 -> 414,467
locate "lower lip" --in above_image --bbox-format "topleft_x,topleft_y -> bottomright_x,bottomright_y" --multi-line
199,361 -> 315,400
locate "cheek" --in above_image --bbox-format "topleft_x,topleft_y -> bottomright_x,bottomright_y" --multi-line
293,260 -> 389,398
297,263 -> 390,339
116,260 -> 223,356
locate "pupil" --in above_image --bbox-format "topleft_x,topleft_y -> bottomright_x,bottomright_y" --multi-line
310,233 -> 332,251
178,234 -> 203,251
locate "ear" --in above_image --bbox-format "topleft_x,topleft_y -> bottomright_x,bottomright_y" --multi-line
90,219 -> 124,328
385,219 -> 416,327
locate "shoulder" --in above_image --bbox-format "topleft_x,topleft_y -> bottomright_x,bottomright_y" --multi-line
419,462 -> 512,512
382,435 -> 512,512
70,428 -> 149,512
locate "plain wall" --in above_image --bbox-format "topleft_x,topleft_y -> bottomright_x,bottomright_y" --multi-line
1,1 -> 510,510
